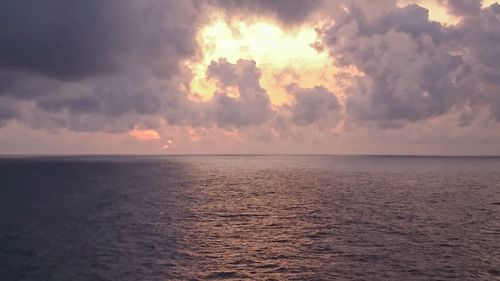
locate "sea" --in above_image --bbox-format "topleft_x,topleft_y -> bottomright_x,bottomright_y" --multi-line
0,155 -> 499,280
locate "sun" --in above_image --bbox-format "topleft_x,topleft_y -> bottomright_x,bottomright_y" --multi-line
187,17 -> 340,106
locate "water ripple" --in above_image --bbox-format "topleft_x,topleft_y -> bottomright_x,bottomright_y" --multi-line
0,155 -> 499,280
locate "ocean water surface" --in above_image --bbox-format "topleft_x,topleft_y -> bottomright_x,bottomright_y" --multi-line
0,155 -> 499,280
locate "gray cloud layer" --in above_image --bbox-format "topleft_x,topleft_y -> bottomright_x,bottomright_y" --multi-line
0,0 -> 200,80
0,0 -> 205,131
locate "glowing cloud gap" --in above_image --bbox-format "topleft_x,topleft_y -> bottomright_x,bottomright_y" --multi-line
128,127 -> 161,141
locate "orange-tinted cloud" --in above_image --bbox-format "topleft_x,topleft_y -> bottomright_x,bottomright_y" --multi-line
128,127 -> 161,141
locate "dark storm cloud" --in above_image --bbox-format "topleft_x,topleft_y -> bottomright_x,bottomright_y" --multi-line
208,0 -> 323,24
319,1 -> 500,127
207,59 -> 273,128
0,0 -> 206,131
286,84 -> 340,126
0,0 -> 118,80
0,0 -> 200,81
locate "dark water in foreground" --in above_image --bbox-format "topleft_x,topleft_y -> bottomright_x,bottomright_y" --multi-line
0,156 -> 499,280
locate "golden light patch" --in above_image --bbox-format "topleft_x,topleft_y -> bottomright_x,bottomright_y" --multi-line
188,18 -> 340,105
398,0 -> 498,25
201,21 -> 325,67
396,0 -> 459,24
128,127 -> 161,141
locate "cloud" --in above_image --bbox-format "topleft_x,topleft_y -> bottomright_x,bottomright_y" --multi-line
452,3 -> 500,121
318,1 -> 500,127
0,97 -> 16,126
208,0 -> 324,24
0,0 -> 499,154
0,1 -> 201,81
438,0 -> 482,16
207,59 -> 273,128
0,0 -> 206,132
286,84 -> 341,126
128,126 -> 161,141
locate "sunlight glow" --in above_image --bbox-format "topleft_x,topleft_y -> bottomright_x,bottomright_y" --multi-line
201,21 -> 326,67
188,18 -> 338,105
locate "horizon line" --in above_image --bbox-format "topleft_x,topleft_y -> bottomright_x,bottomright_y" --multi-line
1,153 -> 500,158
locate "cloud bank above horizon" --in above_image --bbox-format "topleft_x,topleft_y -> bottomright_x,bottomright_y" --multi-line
1,0 -> 500,155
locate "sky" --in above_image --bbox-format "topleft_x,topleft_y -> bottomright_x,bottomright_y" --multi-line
0,0 -> 500,155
